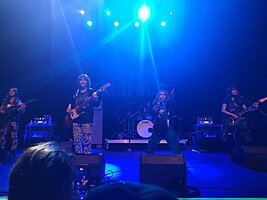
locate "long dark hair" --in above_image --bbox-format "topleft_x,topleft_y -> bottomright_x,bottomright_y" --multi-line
226,86 -> 237,98
2,88 -> 19,107
154,90 -> 169,103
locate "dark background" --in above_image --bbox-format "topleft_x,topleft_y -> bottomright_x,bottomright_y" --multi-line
0,0 -> 267,146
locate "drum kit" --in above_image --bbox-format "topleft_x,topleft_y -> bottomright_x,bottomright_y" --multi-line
116,104 -> 154,139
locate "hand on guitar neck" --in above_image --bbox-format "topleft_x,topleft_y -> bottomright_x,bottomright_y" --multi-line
253,97 -> 267,108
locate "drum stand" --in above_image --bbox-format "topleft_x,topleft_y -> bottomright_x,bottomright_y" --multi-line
117,107 -> 137,140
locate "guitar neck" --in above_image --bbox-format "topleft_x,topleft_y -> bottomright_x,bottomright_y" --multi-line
75,83 -> 110,110
79,94 -> 96,108
76,88 -> 104,108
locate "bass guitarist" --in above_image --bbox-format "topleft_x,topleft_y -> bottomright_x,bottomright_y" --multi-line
221,86 -> 249,160
66,74 -> 99,154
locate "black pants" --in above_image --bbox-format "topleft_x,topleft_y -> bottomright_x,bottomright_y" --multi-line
224,120 -> 249,158
146,128 -> 182,154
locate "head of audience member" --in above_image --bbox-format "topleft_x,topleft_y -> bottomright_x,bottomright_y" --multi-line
85,182 -> 178,200
8,142 -> 75,200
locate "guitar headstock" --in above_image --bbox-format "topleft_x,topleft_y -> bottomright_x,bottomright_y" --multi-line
24,98 -> 38,104
259,97 -> 267,103
98,82 -> 111,92
250,97 -> 267,109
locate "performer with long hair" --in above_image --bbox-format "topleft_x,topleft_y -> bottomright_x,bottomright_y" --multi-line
0,88 -> 26,163
146,90 -> 181,154
221,86 -> 249,160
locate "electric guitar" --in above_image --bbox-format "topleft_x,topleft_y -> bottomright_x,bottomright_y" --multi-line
68,83 -> 111,121
224,97 -> 267,127
0,98 -> 37,128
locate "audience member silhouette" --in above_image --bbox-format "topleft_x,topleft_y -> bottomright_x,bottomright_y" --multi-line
85,182 -> 179,200
8,142 -> 75,200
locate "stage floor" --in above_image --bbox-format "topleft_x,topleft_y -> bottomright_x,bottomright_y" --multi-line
1,148 -> 267,198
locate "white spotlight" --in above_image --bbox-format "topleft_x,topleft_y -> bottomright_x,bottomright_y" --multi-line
138,3 -> 150,23
134,22 -> 140,27
87,21 -> 93,27
114,21 -> 119,27
79,10 -> 85,15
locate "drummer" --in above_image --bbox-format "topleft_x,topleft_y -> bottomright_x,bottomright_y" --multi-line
146,90 -> 182,154
135,106 -> 145,121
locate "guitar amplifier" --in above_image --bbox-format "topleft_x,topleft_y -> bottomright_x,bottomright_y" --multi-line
24,124 -> 53,148
92,107 -> 103,147
192,124 -> 226,152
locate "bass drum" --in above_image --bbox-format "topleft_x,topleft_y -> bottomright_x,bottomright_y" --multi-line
137,120 -> 154,138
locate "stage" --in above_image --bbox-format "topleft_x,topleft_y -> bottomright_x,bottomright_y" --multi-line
104,139 -> 187,150
1,147 -> 267,198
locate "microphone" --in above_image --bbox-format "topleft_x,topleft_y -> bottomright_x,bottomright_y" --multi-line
75,89 -> 80,97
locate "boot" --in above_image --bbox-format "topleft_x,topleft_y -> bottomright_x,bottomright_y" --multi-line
0,148 -> 6,165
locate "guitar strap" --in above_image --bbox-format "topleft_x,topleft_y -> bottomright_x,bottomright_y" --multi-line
75,89 -> 79,98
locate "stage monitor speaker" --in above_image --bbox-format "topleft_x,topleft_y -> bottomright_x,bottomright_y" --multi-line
233,146 -> 267,171
140,154 -> 186,189
75,154 -> 105,185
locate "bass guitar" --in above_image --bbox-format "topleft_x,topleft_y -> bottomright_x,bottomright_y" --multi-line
66,83 -> 111,122
224,97 -> 267,127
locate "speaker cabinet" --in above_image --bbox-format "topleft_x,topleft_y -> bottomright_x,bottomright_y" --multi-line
197,137 -> 227,152
92,107 -> 103,147
140,154 -> 186,189
233,146 -> 267,171
24,124 -> 53,148
75,154 -> 105,185
192,124 -> 226,152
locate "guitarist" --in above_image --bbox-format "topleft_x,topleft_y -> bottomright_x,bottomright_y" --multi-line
0,88 -> 26,164
221,86 -> 249,160
66,74 -> 99,155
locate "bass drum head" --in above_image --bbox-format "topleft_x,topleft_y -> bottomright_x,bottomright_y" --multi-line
137,120 -> 153,138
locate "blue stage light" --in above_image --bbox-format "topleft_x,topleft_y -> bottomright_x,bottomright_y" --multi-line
161,21 -> 166,27
87,20 -> 93,27
79,10 -> 85,15
106,10 -> 111,16
138,3 -> 150,23
114,21 -> 119,27
134,21 -> 140,27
